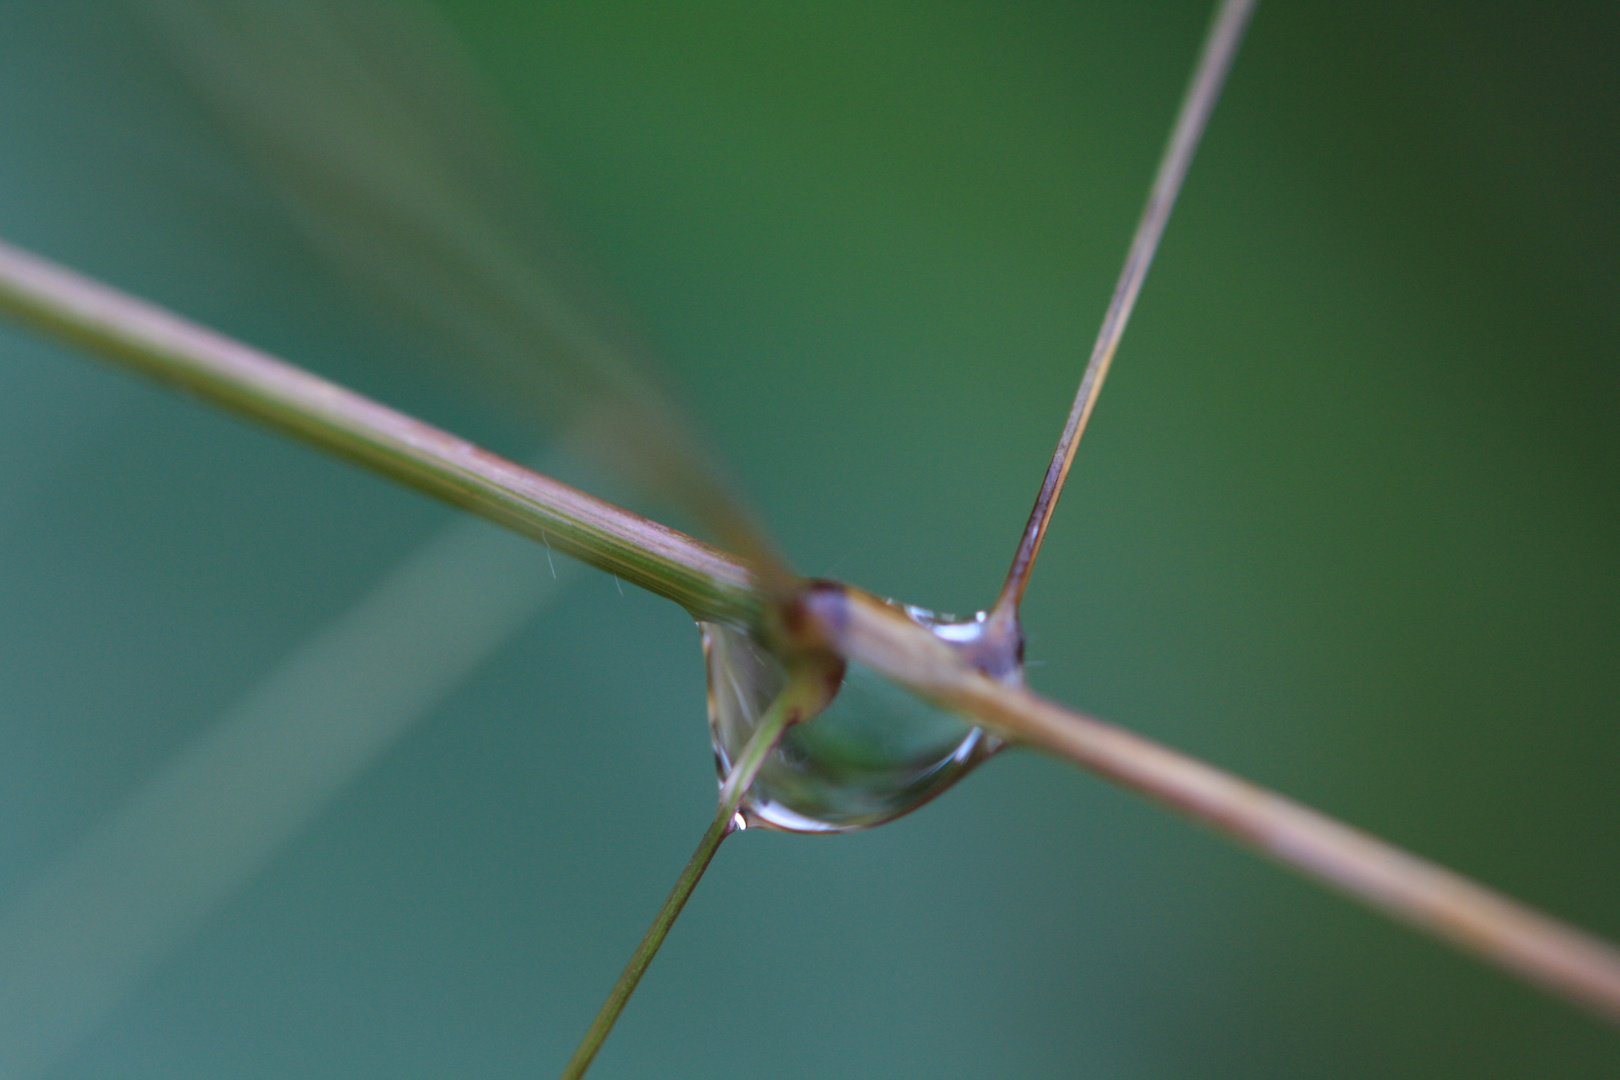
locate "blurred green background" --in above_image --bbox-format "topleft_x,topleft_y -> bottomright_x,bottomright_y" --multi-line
1,1 -> 1617,1076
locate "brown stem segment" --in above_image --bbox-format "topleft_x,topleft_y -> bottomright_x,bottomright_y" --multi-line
6,234 -> 1620,1027
993,0 -> 1258,621
0,238 -> 760,628
808,584 -> 1620,1027
970,678 -> 1620,1025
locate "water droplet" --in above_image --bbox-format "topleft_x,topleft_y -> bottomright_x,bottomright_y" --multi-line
700,604 -> 1012,833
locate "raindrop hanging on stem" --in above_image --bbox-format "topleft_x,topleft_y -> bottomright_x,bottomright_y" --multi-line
700,588 -> 1019,833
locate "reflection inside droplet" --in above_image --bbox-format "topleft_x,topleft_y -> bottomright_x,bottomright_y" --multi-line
700,605 -> 1009,833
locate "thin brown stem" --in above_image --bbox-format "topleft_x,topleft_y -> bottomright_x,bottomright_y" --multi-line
811,585 -> 1620,1027
5,234 -> 1620,1026
0,238 -> 759,629
994,0 -> 1258,620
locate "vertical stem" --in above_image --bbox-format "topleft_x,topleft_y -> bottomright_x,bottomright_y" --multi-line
558,678 -> 808,1080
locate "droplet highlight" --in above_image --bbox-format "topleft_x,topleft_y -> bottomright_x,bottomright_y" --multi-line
700,605 -> 1009,833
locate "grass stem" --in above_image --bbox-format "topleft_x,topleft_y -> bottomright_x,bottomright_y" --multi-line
4,234 -> 1620,1027
558,674 -> 811,1080
0,239 -> 759,629
995,0 -> 1258,619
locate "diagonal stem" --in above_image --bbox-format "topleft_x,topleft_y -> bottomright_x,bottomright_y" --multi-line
558,672 -> 816,1080
813,585 -> 1620,1027
5,234 -> 1620,1027
0,238 -> 760,629
994,0 -> 1258,620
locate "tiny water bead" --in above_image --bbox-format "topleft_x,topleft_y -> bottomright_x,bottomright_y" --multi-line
700,602 -> 1017,833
